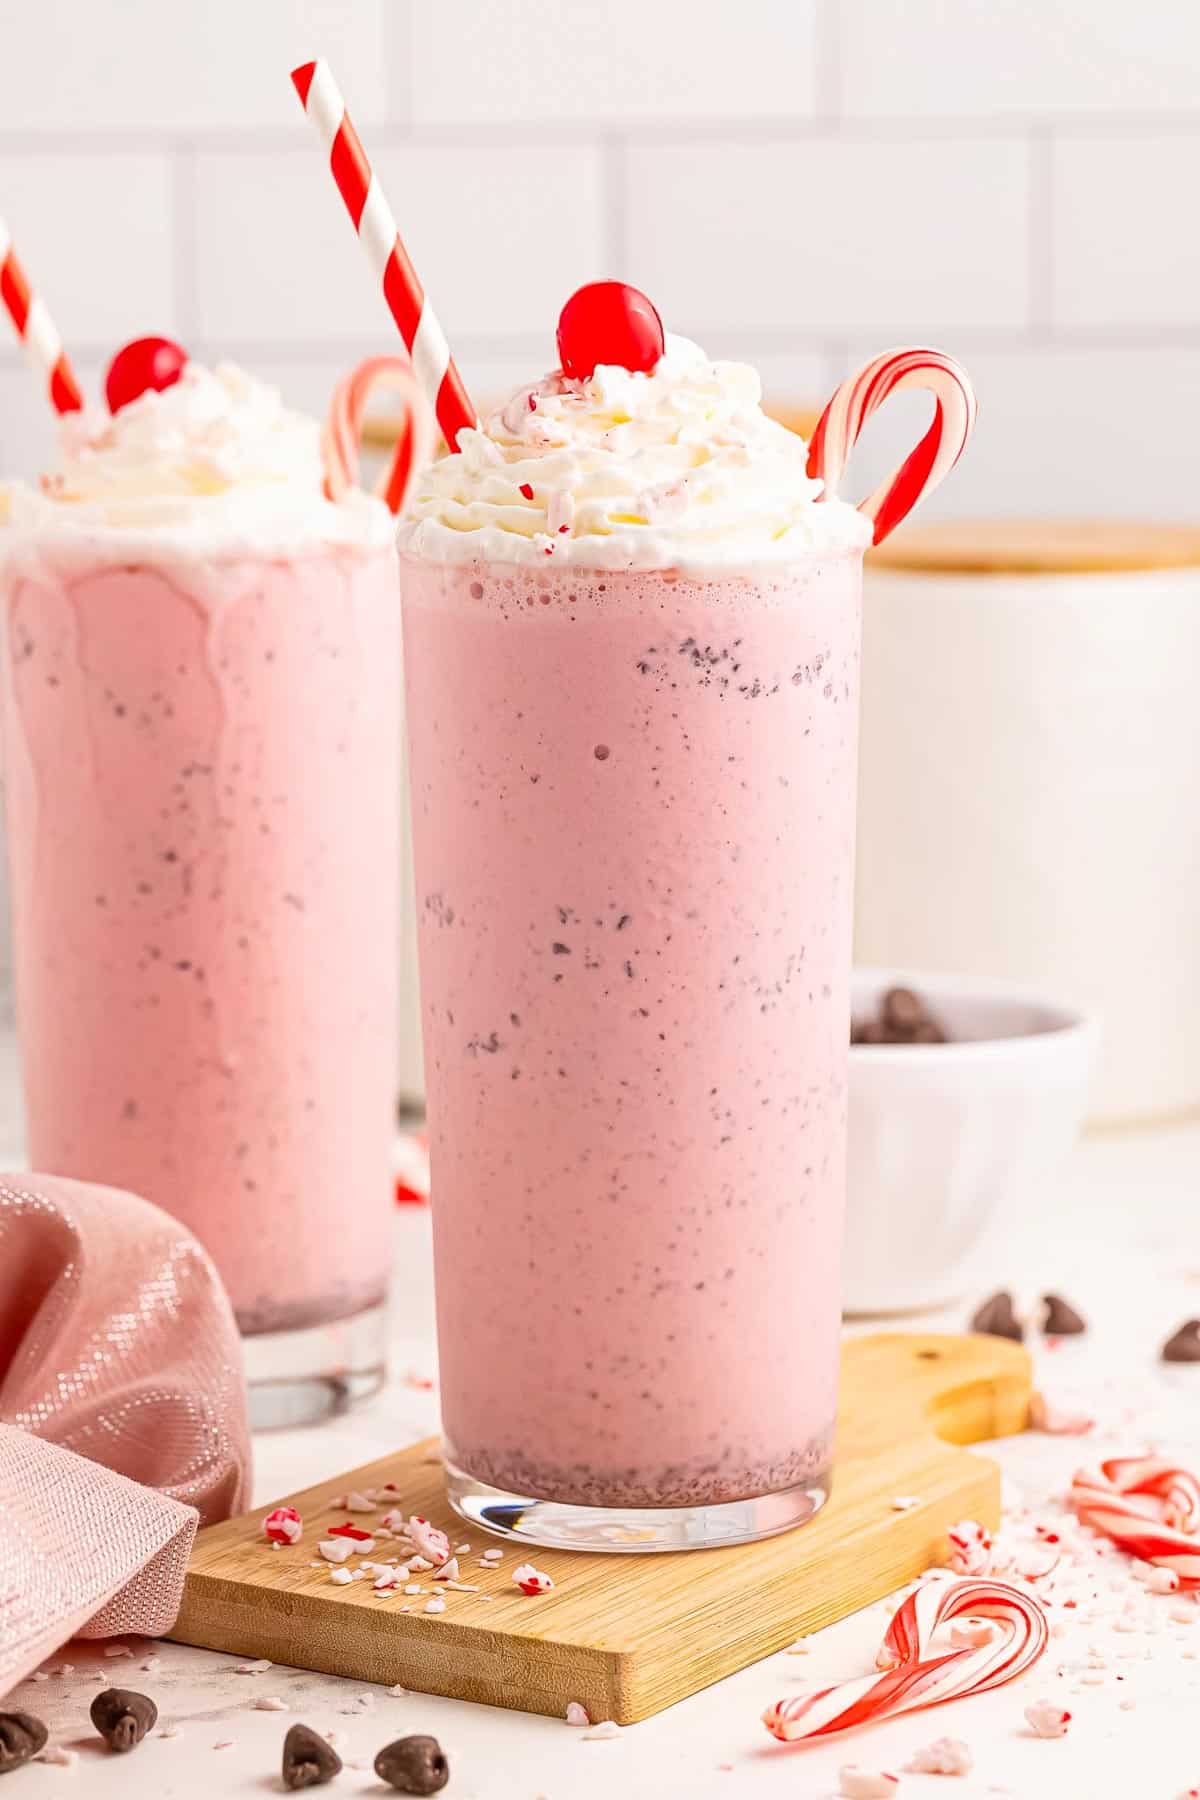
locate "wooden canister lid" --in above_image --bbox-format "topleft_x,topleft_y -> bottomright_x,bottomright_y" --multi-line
869,519 -> 1200,575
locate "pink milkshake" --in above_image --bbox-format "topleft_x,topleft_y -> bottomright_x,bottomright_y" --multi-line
0,359 -> 399,1421
400,309 -> 873,1547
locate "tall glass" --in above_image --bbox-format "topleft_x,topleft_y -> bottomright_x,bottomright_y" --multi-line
0,528 -> 399,1426
402,547 -> 862,1549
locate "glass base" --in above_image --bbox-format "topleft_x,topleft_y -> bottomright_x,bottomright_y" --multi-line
242,1298 -> 388,1430
444,1456 -> 831,1552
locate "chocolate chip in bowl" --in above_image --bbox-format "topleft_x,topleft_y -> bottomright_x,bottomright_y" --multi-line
851,985 -> 948,1046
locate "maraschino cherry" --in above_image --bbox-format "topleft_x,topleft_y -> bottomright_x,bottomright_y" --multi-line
105,336 -> 189,414
556,282 -> 664,381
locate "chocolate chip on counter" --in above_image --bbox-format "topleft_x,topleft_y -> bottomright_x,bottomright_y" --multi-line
1041,1292 -> 1087,1336
969,1290 -> 1024,1342
0,1713 -> 48,1775
282,1723 -> 342,1790
374,1734 -> 450,1795
1162,1319 -> 1200,1364
89,1688 -> 157,1753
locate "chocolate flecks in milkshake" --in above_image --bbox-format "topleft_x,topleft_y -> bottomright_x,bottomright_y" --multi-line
593,744 -> 611,760
616,914 -> 632,930
551,942 -> 571,955
466,1032 -> 502,1056
424,893 -> 456,927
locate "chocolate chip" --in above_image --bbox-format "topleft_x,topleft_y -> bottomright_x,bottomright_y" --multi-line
374,1734 -> 450,1794
0,1713 -> 48,1774
1162,1319 -> 1200,1363
851,985 -> 948,1046
89,1688 -> 157,1753
970,1290 -> 1024,1342
1041,1292 -> 1087,1336
282,1723 -> 342,1790
882,986 -> 924,1030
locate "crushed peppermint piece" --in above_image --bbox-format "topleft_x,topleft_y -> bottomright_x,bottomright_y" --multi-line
236,1660 -> 273,1674
433,1557 -> 460,1583
891,1495 -> 921,1512
444,1580 -> 479,1592
1029,1393 -> 1094,1436
213,1740 -> 235,1750
583,1719 -> 622,1740
909,1737 -> 972,1775
481,1548 -> 504,1562
388,1685 -> 407,1697
1025,1700 -> 1072,1738
565,1702 -> 590,1726
31,1671 -> 48,1682
409,1555 -> 434,1572
949,1616 -> 996,1650
1147,1567 -> 1182,1594
406,1516 -> 452,1564
327,1523 -> 375,1546
513,1562 -> 554,1595
103,1644 -> 134,1658
945,1521 -> 993,1577
253,1696 -> 289,1712
330,1568 -> 354,1586
837,1769 -> 900,1798
318,1538 -> 356,1564
263,1505 -> 303,1545
455,1543 -> 471,1554
425,1597 -> 447,1614
158,1724 -> 181,1738
404,1584 -> 422,1595
39,1745 -> 78,1766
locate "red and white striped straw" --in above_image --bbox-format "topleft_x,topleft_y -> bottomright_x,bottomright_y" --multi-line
291,59 -> 477,453
0,218 -> 83,416
807,347 -> 976,547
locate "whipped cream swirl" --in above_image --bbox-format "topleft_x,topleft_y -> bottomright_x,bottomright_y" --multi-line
2,363 -> 391,552
397,336 -> 870,569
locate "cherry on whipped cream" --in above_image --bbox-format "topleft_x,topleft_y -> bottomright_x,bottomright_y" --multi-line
104,336 -> 189,414
556,282 -> 664,381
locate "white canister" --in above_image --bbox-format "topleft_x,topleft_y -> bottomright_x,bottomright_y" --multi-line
854,521 -> 1200,1124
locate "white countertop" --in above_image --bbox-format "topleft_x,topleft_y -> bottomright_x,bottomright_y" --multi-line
7,1100 -> 1200,1799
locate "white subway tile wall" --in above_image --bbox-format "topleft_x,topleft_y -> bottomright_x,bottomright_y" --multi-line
1,0 -> 1194,522
0,0 -> 1195,1037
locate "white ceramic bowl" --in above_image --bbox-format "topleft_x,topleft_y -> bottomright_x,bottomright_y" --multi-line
843,969 -> 1098,1315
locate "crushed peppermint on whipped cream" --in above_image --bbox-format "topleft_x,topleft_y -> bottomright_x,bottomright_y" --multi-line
1,362 -> 392,552
397,334 -> 870,570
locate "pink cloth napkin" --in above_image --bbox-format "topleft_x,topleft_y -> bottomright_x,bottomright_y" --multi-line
0,1172 -> 251,1694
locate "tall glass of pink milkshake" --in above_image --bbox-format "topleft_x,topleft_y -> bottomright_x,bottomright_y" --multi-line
399,311 -> 879,1549
0,358 -> 400,1425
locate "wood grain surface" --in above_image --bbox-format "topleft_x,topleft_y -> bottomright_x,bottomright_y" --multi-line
169,1330 -> 1030,1723
868,517 -> 1200,575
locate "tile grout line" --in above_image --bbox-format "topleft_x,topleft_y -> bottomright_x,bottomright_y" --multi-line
1027,125 -> 1055,342
170,143 -> 199,344
600,135 -> 629,275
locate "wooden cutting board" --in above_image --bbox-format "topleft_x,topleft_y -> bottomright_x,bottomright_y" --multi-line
169,1331 -> 1029,1723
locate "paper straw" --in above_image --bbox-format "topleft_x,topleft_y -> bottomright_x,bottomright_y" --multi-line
291,60 -> 477,453
0,217 -> 84,415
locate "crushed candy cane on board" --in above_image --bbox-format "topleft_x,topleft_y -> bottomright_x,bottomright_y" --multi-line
583,1719 -> 622,1740
565,1701 -> 590,1726
406,1516 -> 452,1563
318,1538 -> 356,1564
263,1506 -> 303,1544
514,1562 -> 555,1595
327,1522 -> 375,1543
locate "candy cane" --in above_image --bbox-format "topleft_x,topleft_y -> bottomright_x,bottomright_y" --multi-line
807,347 -> 976,547
762,1579 -> 1047,1746
321,355 -> 435,516
1070,1458 -> 1200,1583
